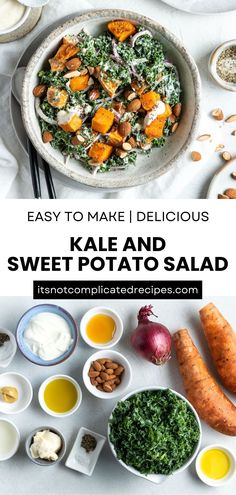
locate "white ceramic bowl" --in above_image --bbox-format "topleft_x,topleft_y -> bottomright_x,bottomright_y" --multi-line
196,444 -> 236,487
22,9 -> 200,190
0,372 -> 33,414
80,307 -> 123,349
83,350 -> 132,399
38,374 -> 82,417
0,418 -> 20,461
0,328 -> 17,368
209,40 -> 236,91
108,386 -> 202,484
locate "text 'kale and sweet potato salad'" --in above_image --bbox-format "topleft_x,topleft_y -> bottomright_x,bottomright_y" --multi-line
33,20 -> 182,173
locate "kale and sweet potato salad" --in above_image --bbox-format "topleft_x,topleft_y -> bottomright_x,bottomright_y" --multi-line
33,20 -> 181,173
109,389 -> 200,475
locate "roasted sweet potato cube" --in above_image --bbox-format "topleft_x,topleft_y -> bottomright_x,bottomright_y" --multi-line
163,103 -> 172,118
47,87 -> 68,108
141,91 -> 160,111
54,42 -> 79,62
145,116 -> 166,138
107,20 -> 136,42
108,130 -> 124,146
59,114 -> 82,132
98,73 -> 120,97
49,57 -> 65,72
88,142 -> 113,163
70,74 -> 89,92
92,107 -> 114,134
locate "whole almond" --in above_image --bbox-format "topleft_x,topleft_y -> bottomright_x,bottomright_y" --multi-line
71,135 -> 83,146
197,134 -> 211,141
90,378 -> 98,386
97,385 -> 103,391
88,370 -> 100,378
114,366 -> 124,376
114,377 -> 121,385
173,102 -> 182,117
225,115 -> 236,123
224,188 -> 236,198
106,368 -> 114,375
103,383 -> 113,393
107,374 -> 116,380
97,358 -> 107,364
218,194 -> 229,199
108,362 -> 119,369
100,372 -> 109,381
222,151 -> 232,161
171,122 -> 179,133
65,58 -> 81,71
169,114 -> 176,124
116,149 -> 128,158
118,121 -> 131,137
122,142 -> 132,151
75,133 -> 85,143
212,108 -> 224,121
33,84 -> 47,98
42,131 -> 53,143
93,360 -> 102,372
127,136 -> 137,148
96,377 -> 104,384
232,130 -> 236,136
231,171 -> 236,179
127,98 -> 141,112
191,151 -> 201,161
89,88 -> 100,101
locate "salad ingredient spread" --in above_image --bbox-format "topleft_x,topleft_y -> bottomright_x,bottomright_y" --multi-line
0,386 -> 18,403
24,312 -> 73,361
44,378 -> 78,413
0,332 -> 10,347
200,448 -> 231,480
88,358 -> 124,393
33,20 -> 181,173
174,329 -> 236,436
81,434 -> 97,453
200,302 -> 236,394
217,46 -> 236,84
86,314 -> 116,344
109,389 -> 200,475
131,305 -> 171,365
30,430 -> 62,461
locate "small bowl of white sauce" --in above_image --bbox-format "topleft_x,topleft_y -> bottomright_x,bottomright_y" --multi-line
16,304 -> 78,366
0,0 -> 31,36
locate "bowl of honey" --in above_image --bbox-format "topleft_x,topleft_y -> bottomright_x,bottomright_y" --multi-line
80,307 -> 123,349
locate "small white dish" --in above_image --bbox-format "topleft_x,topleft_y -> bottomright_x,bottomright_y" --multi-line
196,444 -> 236,487
0,372 -> 33,414
80,307 -> 123,349
65,426 -> 106,476
0,418 -> 20,461
83,350 -> 132,400
209,40 -> 236,91
38,374 -> 82,418
207,157 -> 236,198
0,5 -> 31,36
0,328 -> 17,368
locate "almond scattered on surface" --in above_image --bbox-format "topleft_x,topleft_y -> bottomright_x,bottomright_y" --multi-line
231,171 -> 236,179
218,194 -> 230,199
222,151 -> 232,161
231,130 -> 236,136
224,188 -> 236,198
33,84 -> 47,98
212,108 -> 224,121
225,115 -> 236,123
215,144 -> 225,152
197,134 -> 211,141
191,151 -> 201,161
65,58 -> 81,71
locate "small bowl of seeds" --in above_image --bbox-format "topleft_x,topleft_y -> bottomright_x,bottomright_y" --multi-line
209,40 -> 236,91
82,350 -> 132,399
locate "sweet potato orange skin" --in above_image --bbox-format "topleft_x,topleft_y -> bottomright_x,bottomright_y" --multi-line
200,303 -> 236,394
92,107 -> 114,134
88,142 -> 113,163
141,91 -> 160,111
70,74 -> 89,92
173,328 -> 236,436
107,20 -> 136,42
47,87 -> 68,108
145,117 -> 165,138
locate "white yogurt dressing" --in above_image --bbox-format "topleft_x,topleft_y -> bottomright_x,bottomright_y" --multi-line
0,420 -> 18,459
0,0 -> 26,31
24,312 -> 73,361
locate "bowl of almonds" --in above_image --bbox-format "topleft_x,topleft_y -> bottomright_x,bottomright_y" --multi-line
82,350 -> 132,399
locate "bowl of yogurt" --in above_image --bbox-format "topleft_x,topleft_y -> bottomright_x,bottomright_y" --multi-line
16,304 -> 78,366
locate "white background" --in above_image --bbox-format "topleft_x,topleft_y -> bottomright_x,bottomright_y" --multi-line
0,199 -> 235,297
0,297 -> 236,495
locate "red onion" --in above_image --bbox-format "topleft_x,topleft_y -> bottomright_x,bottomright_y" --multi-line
131,305 -> 171,365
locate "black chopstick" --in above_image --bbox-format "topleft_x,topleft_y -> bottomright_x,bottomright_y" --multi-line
41,158 -> 57,199
27,139 -> 56,199
27,138 -> 41,199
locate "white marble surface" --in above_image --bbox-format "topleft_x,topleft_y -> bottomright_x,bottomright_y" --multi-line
1,0 -> 236,198
0,296 -> 236,495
